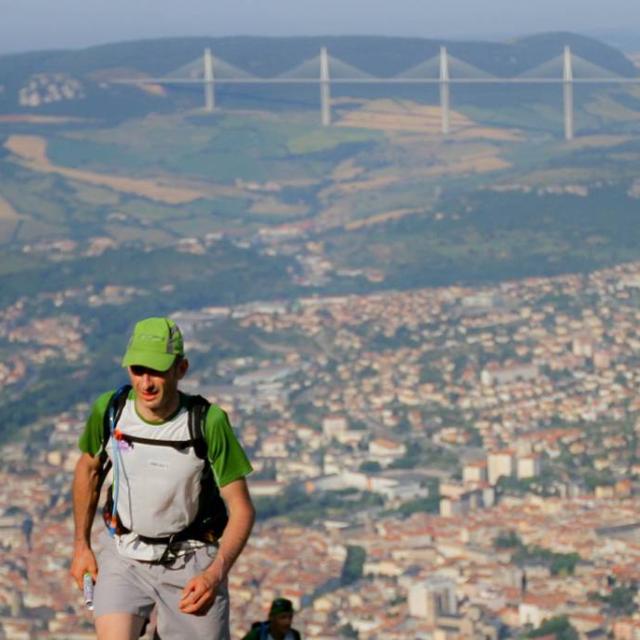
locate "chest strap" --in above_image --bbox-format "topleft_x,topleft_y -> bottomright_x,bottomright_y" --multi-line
115,432 -> 199,451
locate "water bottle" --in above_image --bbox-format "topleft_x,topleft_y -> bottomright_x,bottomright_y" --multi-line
83,573 -> 94,611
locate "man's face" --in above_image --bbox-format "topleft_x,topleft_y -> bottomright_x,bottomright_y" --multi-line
270,612 -> 293,638
128,358 -> 188,420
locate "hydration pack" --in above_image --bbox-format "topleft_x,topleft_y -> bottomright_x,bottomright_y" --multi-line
99,384 -> 228,550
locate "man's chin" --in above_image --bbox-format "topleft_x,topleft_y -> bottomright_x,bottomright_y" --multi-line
139,396 -> 162,411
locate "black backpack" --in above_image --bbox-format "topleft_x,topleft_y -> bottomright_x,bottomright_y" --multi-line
248,621 -> 301,640
99,384 -> 228,548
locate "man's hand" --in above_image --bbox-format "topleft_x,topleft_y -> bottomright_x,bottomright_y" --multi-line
179,572 -> 219,615
179,479 -> 254,616
70,545 -> 98,590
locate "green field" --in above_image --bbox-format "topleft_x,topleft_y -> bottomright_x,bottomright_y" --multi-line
4,34 -> 640,443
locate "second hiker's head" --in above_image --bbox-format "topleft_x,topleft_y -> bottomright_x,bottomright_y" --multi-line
122,317 -> 189,419
269,598 -> 294,636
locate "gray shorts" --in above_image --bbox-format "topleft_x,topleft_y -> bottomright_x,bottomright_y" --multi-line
94,534 -> 230,640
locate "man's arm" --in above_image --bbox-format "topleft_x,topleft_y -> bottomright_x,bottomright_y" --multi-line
206,477 -> 256,581
70,452 -> 103,589
180,478 -> 255,614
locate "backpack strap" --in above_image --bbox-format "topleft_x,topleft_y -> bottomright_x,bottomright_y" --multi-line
186,394 -> 210,460
185,394 -> 230,542
260,621 -> 269,640
115,433 -> 199,450
99,384 -> 131,472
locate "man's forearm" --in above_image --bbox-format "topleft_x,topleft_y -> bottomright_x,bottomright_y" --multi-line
72,453 -> 102,548
207,504 -> 255,582
206,482 -> 255,582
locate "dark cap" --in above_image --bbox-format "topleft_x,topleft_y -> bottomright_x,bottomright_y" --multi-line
269,597 -> 294,616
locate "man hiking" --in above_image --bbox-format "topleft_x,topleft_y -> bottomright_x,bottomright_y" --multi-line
70,316 -> 255,640
242,598 -> 301,640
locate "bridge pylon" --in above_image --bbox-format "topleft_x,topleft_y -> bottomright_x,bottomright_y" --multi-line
563,45 -> 574,141
439,46 -> 450,135
204,48 -> 215,112
320,47 -> 331,126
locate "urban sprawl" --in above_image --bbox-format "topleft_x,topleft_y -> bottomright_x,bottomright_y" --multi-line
3,261 -> 640,638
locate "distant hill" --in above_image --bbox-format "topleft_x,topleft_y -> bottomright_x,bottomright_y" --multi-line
3,34 -> 640,444
0,33 -> 636,121
1,32 -> 636,78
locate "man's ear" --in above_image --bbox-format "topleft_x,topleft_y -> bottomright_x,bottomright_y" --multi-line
176,358 -> 189,379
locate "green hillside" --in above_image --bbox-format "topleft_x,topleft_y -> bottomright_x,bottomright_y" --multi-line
0,33 -> 637,123
2,34 -> 640,440
1,33 -> 635,79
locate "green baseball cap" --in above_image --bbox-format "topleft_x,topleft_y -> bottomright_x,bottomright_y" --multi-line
121,317 -> 184,372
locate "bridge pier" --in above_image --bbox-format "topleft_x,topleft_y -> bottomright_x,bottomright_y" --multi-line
439,46 -> 450,135
320,47 -> 331,126
204,47 -> 215,112
108,43 -> 624,139
563,45 -> 574,141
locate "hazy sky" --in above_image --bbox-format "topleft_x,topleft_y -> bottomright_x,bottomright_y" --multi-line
2,0 -> 640,54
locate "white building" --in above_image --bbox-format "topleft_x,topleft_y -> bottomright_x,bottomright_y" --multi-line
463,460 -> 488,484
408,575 -> 458,623
487,450 -> 515,485
481,363 -> 539,386
322,415 -> 349,437
368,438 -> 407,467
517,455 -> 541,479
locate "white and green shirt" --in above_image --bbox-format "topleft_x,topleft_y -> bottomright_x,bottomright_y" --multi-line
79,389 -> 252,561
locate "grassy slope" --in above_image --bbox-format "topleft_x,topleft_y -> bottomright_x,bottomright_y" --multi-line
2,103 -> 640,442
3,107 -> 640,281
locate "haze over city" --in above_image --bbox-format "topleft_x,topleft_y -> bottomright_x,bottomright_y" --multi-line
6,0 -> 640,637
3,0 -> 640,54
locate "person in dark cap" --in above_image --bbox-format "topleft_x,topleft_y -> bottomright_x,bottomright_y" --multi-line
242,597 -> 301,640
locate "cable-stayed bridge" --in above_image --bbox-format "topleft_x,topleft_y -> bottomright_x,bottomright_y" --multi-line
112,46 -> 640,140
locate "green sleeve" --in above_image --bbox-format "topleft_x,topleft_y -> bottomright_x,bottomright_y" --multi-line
241,628 -> 260,640
204,405 -> 253,487
78,391 -> 114,456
